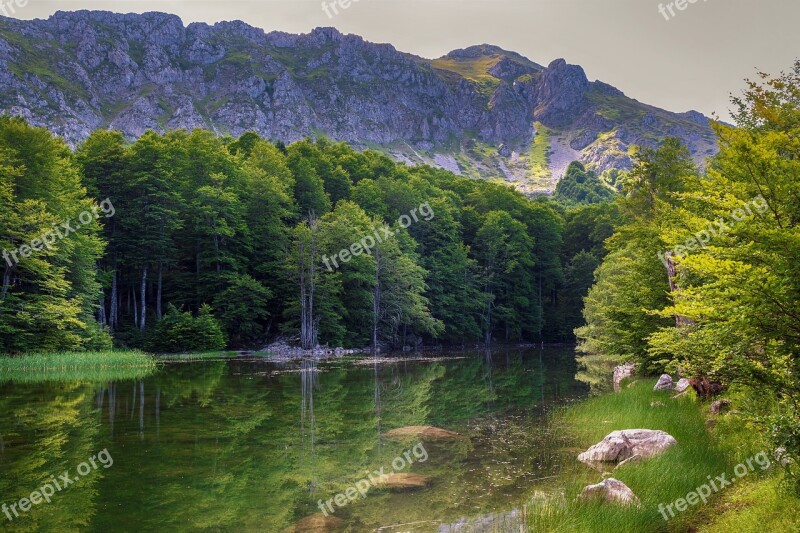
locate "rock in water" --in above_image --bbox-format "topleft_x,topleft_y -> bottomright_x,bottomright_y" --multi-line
375,473 -> 431,490
613,363 -> 636,392
654,374 -> 673,391
384,426 -> 460,440
578,429 -> 677,464
579,478 -> 641,507
289,513 -> 344,533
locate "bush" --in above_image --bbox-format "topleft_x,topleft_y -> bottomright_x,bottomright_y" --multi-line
145,304 -> 226,353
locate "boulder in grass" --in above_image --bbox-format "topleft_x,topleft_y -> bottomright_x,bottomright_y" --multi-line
578,429 -> 677,465
674,378 -> 691,393
579,478 -> 641,507
615,454 -> 643,469
710,399 -> 732,414
613,363 -> 636,392
384,426 -> 460,440
654,374 -> 673,391
375,473 -> 431,491
289,513 -> 344,533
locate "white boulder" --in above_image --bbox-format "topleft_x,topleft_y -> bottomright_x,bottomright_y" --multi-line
578,429 -> 677,464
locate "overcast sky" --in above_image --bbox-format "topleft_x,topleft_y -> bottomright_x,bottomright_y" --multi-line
9,1 -> 800,121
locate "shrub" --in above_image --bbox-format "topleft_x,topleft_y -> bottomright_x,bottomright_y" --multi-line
145,304 -> 226,353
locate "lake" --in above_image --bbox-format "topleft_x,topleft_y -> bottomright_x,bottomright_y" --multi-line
0,347 -> 590,532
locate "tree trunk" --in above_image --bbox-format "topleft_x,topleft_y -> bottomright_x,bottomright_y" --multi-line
132,287 -> 138,327
664,252 -> 694,328
299,238 -> 308,349
139,264 -> 148,331
156,261 -> 163,321
98,289 -> 107,327
308,220 -> 317,349
213,229 -> 221,273
1,265 -> 11,302
110,266 -> 118,330
299,217 -> 319,350
372,248 -> 381,354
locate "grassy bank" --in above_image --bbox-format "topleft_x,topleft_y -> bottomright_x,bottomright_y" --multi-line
528,379 -> 799,532
0,350 -> 157,383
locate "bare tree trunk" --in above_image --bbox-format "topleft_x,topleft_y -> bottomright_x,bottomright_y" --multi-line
1,265 -> 11,301
372,248 -> 381,354
299,238 -> 308,349
110,266 -> 118,330
664,252 -> 694,328
98,289 -> 107,327
308,217 -> 317,349
156,261 -> 163,321
299,216 -> 319,350
132,287 -> 138,327
484,298 -> 493,347
139,264 -> 148,331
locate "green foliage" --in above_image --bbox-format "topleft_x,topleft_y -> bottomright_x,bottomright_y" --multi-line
579,62 -> 800,490
146,304 -> 226,353
7,123 -> 599,352
555,161 -> 616,205
0,117 -> 105,353
212,274 -> 272,346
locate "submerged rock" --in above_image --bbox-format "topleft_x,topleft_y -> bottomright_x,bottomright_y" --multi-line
289,513 -> 344,533
384,425 -> 460,440
578,429 -> 677,464
375,473 -> 431,490
654,374 -> 673,391
578,478 -> 640,507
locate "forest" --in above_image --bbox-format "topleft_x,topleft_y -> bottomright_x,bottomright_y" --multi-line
0,119 -> 616,354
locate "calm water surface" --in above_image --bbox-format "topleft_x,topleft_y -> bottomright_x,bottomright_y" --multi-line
0,347 -> 589,532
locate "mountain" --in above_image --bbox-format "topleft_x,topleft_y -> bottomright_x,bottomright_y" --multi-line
0,10 -> 718,194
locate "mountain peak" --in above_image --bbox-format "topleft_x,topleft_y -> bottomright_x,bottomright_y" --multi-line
0,10 -> 717,195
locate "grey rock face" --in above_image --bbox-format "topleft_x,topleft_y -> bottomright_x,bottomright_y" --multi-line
0,11 -> 717,188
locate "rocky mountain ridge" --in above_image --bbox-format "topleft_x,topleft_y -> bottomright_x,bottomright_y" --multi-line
0,10 -> 718,194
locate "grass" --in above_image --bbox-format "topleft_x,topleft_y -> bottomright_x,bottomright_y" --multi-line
527,122 -> 553,193
430,56 -> 502,97
526,379 -> 786,532
0,350 -> 156,383
689,475 -> 800,532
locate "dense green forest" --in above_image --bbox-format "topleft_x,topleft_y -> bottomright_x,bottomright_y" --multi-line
577,63 -> 800,493
0,119 -> 615,353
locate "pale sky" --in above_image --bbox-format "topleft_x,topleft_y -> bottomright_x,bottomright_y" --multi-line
7,1 -> 799,121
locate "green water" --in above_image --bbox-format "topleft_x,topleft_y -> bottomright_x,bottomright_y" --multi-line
0,347 -> 588,532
